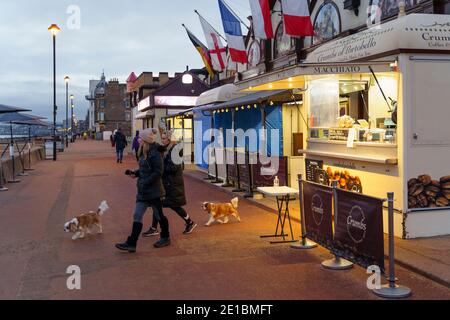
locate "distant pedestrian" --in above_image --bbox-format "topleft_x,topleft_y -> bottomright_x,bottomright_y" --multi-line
132,130 -> 140,162
115,128 -> 170,252
142,130 -> 197,236
110,134 -> 115,147
114,128 -> 127,163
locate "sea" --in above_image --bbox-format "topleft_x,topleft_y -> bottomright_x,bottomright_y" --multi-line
0,135 -> 28,139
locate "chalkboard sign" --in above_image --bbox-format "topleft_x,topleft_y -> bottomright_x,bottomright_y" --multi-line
306,159 -> 323,182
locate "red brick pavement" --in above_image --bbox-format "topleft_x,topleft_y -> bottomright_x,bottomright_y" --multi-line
0,140 -> 449,300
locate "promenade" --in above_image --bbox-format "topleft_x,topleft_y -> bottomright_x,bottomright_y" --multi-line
0,139 -> 449,300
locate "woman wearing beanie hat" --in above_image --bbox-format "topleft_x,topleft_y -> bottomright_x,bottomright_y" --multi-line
115,128 -> 171,252
142,130 -> 197,236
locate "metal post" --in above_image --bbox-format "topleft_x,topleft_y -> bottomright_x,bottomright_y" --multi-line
8,121 -> 20,183
71,98 -> 74,142
373,193 -> 412,298
243,147 -> 253,198
65,81 -> 68,148
211,146 -> 222,184
52,34 -> 57,161
222,147 -> 232,187
25,125 -> 34,171
291,174 -> 317,249
232,109 -> 245,192
322,180 -> 353,270
233,150 -> 245,192
0,155 -> 7,191
17,141 -> 29,177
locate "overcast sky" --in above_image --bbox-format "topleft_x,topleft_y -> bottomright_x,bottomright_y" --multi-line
0,0 -> 250,122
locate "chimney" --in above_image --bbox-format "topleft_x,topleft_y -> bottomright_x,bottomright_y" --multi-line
159,72 -> 169,85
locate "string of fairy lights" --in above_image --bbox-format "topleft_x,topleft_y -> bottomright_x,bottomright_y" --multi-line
211,101 -> 275,114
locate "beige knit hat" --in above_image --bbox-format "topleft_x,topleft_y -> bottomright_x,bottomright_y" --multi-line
140,128 -> 158,144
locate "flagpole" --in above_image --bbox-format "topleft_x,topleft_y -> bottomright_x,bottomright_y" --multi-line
221,0 -> 250,30
194,10 -> 228,43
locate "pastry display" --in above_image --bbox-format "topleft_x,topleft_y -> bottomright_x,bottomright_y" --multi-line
408,174 -> 450,208
337,115 -> 355,128
323,167 -> 363,193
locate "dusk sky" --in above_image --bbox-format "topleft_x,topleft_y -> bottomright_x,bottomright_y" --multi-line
0,0 -> 250,122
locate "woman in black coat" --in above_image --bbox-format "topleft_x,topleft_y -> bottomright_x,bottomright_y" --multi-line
114,128 -> 128,163
142,131 -> 197,236
115,128 -> 170,252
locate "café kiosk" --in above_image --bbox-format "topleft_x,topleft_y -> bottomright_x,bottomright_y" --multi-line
237,14 -> 450,239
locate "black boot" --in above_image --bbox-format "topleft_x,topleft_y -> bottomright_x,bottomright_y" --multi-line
154,237 -> 171,248
115,222 -> 143,253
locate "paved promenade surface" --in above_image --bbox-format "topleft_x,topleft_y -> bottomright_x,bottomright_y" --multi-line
0,140 -> 449,300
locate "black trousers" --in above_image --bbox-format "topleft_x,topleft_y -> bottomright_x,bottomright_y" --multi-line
152,206 -> 189,229
134,198 -> 170,238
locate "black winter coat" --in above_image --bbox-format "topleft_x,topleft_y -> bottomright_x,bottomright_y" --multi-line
114,132 -> 128,150
162,144 -> 186,208
134,143 -> 165,202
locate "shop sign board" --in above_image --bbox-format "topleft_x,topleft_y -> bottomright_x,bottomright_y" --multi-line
334,189 -> 385,272
138,96 -> 150,112
306,14 -> 450,63
303,182 -> 334,250
154,96 -> 198,107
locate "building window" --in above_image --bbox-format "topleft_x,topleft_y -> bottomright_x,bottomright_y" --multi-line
98,112 -> 105,122
125,112 -> 131,121
99,100 -> 106,108
124,100 -> 130,109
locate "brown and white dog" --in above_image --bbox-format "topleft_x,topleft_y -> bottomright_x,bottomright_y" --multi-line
64,201 -> 109,240
202,197 -> 241,226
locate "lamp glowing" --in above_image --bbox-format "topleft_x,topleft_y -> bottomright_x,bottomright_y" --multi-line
48,24 -> 61,37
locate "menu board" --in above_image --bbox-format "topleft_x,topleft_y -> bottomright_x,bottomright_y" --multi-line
305,159 -> 323,182
328,128 -> 349,141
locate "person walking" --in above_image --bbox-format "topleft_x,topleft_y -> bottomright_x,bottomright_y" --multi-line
132,130 -> 140,162
110,133 -> 115,147
142,130 -> 197,236
115,128 -> 171,252
114,128 -> 127,163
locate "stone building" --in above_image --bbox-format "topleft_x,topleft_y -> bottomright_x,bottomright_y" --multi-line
86,73 -> 132,138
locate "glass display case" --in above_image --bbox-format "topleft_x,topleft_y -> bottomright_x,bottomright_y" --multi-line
308,75 -> 397,145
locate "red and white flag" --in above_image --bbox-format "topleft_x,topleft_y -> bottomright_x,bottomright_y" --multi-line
249,0 -> 273,39
199,15 -> 227,72
281,0 -> 313,37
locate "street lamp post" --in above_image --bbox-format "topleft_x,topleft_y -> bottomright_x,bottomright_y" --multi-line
64,76 -> 70,147
70,95 -> 74,142
48,24 -> 60,161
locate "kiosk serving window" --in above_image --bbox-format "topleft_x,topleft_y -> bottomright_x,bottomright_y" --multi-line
308,73 -> 398,145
